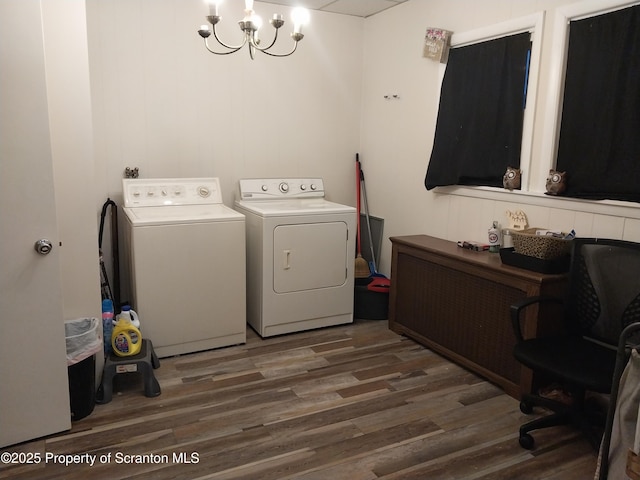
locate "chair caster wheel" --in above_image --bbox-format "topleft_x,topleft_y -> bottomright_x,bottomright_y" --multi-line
520,401 -> 533,414
519,433 -> 534,450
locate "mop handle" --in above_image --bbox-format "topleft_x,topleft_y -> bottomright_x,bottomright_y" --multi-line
356,155 -> 362,255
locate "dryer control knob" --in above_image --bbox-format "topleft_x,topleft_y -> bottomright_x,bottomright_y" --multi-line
310,184 -> 317,190
300,184 -> 307,191
279,182 -> 289,193
261,185 -> 268,192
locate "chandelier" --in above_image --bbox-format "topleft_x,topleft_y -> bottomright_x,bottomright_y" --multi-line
197,0 -> 310,60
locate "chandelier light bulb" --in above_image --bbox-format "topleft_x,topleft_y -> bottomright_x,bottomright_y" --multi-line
291,7 -> 310,34
207,0 -> 223,16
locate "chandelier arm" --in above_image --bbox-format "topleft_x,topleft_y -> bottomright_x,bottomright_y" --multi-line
203,37 -> 246,55
257,40 -> 300,57
211,24 -> 249,51
251,28 -> 280,53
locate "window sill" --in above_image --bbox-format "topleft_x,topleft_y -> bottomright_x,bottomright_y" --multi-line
435,186 -> 640,220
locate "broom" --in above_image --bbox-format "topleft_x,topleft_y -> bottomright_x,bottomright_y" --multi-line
355,154 -> 371,278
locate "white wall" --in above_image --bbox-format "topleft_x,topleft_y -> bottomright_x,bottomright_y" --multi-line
86,0 -> 364,303
87,0 -> 364,210
57,0 -> 640,304
361,0 -> 640,276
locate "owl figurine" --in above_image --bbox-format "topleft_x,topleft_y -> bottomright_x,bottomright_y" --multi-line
503,166 -> 521,191
125,167 -> 139,178
545,169 -> 567,195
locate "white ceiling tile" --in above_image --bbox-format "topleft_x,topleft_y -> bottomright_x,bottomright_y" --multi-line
257,0 -> 407,18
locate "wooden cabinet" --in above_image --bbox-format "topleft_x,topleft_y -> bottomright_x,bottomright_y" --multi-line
389,235 -> 567,399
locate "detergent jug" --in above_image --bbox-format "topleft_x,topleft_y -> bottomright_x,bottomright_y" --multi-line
115,305 -> 140,328
111,317 -> 142,357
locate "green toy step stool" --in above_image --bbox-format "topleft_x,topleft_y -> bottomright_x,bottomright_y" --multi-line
96,338 -> 161,404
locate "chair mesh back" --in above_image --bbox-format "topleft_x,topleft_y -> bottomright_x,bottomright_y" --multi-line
567,239 -> 640,346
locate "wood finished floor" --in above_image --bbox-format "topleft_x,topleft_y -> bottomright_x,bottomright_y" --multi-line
1,320 -> 597,480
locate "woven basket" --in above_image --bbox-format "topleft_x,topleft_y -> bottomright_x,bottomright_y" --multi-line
511,228 -> 572,260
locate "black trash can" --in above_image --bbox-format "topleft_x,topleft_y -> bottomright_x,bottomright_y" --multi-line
65,318 -> 101,421
68,354 -> 96,420
354,277 -> 389,320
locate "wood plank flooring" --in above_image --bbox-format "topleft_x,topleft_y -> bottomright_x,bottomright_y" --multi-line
0,320 -> 597,479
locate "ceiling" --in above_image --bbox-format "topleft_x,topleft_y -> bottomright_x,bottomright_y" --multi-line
259,0 -> 408,18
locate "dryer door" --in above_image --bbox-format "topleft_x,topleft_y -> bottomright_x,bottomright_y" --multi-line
273,221 -> 348,293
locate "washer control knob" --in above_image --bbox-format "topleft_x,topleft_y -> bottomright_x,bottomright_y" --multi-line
261,185 -> 268,192
310,184 -> 317,191
198,186 -> 211,198
300,184 -> 307,191
279,182 -> 289,193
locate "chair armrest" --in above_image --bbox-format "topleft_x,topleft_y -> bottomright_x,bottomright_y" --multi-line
510,296 -> 563,342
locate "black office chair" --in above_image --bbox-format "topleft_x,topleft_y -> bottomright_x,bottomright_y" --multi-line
511,237 -> 640,450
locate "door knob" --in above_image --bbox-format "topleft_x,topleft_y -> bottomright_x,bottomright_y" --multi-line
34,239 -> 53,255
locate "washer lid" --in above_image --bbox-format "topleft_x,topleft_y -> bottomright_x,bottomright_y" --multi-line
124,204 -> 244,226
234,198 -> 355,217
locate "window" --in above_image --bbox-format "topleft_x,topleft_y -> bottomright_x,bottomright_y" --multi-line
424,14 -> 543,192
555,4 -> 640,203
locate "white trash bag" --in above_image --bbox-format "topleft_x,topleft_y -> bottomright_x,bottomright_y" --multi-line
64,317 -> 102,366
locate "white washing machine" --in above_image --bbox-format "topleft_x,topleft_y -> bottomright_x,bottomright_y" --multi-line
122,178 -> 246,357
234,178 -> 356,337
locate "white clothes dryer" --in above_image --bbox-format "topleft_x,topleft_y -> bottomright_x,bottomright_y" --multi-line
122,178 -> 246,357
234,178 -> 356,337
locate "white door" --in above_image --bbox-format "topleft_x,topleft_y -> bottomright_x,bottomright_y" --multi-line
0,0 -> 71,447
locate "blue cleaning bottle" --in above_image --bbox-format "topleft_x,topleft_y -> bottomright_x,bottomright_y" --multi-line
101,299 -> 114,356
